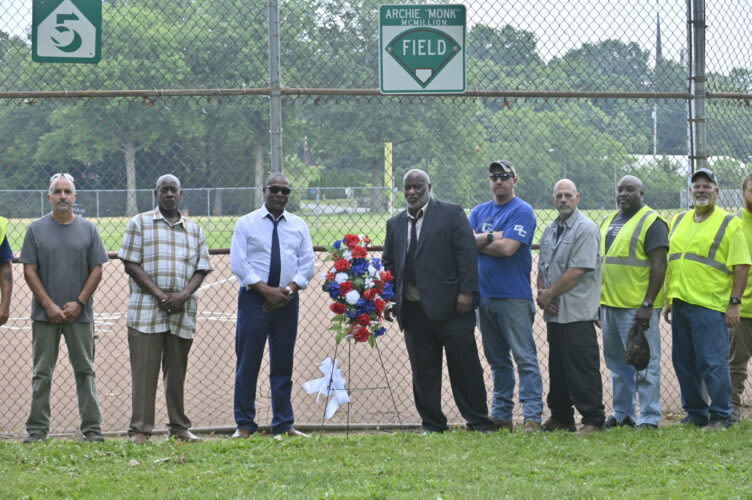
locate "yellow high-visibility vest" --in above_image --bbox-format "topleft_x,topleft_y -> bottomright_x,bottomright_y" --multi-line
0,217 -> 6,246
600,205 -> 665,308
667,208 -> 749,312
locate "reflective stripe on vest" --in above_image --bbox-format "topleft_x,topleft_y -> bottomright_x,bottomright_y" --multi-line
667,212 -> 735,276
603,209 -> 656,268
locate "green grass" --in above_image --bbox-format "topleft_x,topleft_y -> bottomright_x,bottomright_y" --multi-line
3,207 -> 697,252
2,423 -> 752,498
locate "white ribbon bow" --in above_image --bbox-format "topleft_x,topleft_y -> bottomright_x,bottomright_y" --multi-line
302,357 -> 350,419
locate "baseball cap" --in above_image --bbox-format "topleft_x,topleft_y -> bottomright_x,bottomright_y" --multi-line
691,168 -> 717,185
489,160 -> 516,177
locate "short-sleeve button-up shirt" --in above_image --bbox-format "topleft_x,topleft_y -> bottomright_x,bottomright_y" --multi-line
118,209 -> 214,339
538,208 -> 602,323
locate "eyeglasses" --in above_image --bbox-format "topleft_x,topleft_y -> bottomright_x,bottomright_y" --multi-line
266,185 -> 291,195
490,173 -> 513,182
50,173 -> 75,184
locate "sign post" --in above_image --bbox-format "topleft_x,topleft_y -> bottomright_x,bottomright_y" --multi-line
32,0 -> 102,63
379,4 -> 466,94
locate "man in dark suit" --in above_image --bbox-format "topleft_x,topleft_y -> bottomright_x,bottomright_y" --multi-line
383,169 -> 493,433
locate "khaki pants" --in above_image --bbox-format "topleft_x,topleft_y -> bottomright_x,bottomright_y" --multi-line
27,321 -> 102,436
128,327 -> 193,435
729,318 -> 752,409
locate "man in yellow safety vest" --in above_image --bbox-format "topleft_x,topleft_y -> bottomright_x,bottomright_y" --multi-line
600,175 -> 668,430
0,216 -> 13,327
664,168 -> 750,429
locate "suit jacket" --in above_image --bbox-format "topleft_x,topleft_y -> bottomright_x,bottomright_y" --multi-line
382,198 -> 479,329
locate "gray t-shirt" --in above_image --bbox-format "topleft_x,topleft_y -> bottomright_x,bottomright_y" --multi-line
538,209 -> 602,323
19,214 -> 109,322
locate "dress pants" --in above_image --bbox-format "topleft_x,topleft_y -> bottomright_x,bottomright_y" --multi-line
128,327 -> 193,435
234,287 -> 299,434
546,321 -> 605,426
403,300 -> 493,432
27,321 -> 102,436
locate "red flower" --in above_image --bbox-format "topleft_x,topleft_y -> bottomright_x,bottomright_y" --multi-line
344,234 -> 360,249
339,281 -> 354,294
330,302 -> 347,314
372,280 -> 384,293
326,272 -> 336,282
352,246 -> 367,259
352,326 -> 370,342
379,270 -> 394,282
334,259 -> 351,272
363,236 -> 371,246
356,313 -> 371,326
362,289 -> 378,301
374,298 -> 386,314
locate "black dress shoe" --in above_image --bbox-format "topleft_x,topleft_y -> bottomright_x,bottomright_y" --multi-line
83,432 -> 105,442
23,433 -> 46,444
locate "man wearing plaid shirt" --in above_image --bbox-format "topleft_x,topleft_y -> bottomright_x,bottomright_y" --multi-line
118,174 -> 214,444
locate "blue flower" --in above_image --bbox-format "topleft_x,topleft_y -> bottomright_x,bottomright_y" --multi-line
333,240 -> 342,250
350,259 -> 369,275
345,308 -> 357,321
381,283 -> 394,300
373,327 -> 386,337
327,281 -> 340,299
371,257 -> 381,268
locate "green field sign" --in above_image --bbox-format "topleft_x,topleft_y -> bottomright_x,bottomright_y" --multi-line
379,4 -> 465,94
32,0 -> 101,63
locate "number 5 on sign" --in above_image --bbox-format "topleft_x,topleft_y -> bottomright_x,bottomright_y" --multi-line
32,0 -> 101,63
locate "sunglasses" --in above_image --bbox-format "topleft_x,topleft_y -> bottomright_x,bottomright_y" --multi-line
267,185 -> 291,195
490,173 -> 513,182
50,172 -> 75,184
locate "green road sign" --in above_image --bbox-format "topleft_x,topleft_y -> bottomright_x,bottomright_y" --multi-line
32,0 -> 101,63
379,4 -> 465,94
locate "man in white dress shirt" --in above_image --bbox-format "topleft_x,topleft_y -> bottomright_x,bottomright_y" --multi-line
229,173 -> 315,438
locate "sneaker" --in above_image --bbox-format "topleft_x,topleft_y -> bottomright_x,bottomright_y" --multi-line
23,433 -> 46,444
730,407 -> 743,423
523,420 -> 542,433
681,416 -> 708,427
491,419 -> 514,432
82,432 -> 105,442
578,423 -> 605,434
703,419 -> 732,431
541,417 -> 576,432
605,415 -> 636,429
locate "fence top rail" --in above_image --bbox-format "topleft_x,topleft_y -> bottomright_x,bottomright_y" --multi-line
2,88 -> 749,101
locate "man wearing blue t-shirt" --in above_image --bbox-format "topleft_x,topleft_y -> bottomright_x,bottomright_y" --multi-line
469,160 -> 543,432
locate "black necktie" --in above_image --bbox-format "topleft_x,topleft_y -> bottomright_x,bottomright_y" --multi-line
267,214 -> 281,287
404,212 -> 422,286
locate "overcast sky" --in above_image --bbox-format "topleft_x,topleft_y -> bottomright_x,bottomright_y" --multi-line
1,0 -> 749,74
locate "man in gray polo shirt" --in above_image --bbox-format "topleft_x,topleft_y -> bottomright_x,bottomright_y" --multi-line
537,179 -> 605,433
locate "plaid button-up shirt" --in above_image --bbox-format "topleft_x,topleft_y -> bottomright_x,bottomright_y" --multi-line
118,209 -> 214,339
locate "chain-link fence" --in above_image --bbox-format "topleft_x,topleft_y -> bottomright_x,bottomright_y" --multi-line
1,0 -> 751,436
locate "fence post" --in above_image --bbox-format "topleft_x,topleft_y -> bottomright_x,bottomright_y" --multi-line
688,0 -> 707,179
268,0 -> 283,174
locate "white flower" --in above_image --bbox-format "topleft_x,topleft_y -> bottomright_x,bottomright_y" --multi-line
335,272 -> 349,284
367,264 -> 377,276
364,277 -> 375,289
343,250 -> 352,260
345,290 -> 360,305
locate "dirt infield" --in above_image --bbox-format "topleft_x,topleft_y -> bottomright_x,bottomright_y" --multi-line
0,253 -> 708,437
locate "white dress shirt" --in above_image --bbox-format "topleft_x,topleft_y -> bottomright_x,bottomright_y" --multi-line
230,206 -> 315,289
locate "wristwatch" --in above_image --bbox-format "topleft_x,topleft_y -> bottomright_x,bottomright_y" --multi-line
730,296 -> 742,305
486,231 -> 494,243
284,286 -> 295,298
75,298 -> 86,308
641,300 -> 653,309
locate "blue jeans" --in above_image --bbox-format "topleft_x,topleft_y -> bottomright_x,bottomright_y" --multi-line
671,299 -> 733,424
478,297 -> 543,423
600,306 -> 662,426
